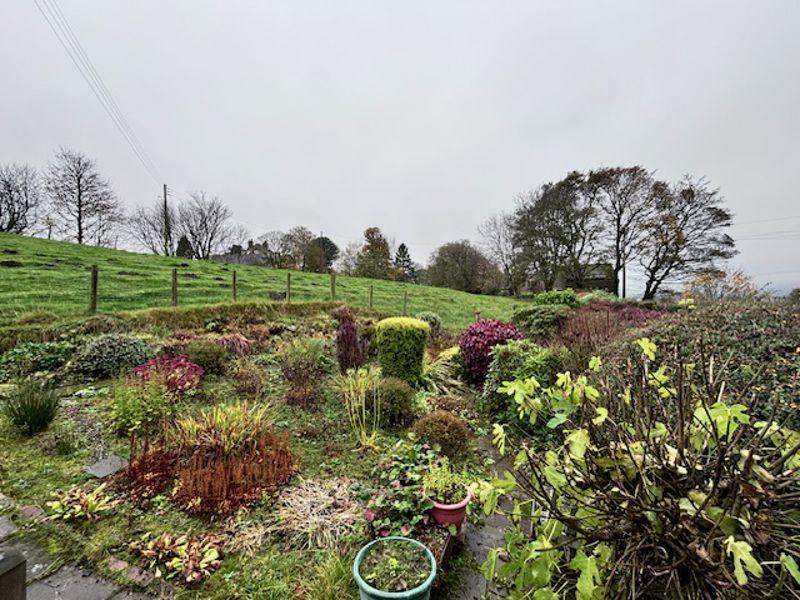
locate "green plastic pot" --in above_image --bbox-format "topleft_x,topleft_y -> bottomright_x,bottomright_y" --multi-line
353,536 -> 437,600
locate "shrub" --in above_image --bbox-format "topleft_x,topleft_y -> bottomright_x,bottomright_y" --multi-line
231,360 -> 267,398
112,378 -> 175,435
215,333 -> 252,356
379,377 -> 416,427
184,340 -> 230,375
277,337 -> 331,406
171,403 -> 295,514
332,306 -> 365,372
71,334 -> 152,379
480,340 -> 562,423
477,337 -> 800,598
511,304 -> 572,339
531,288 -> 579,307
1,379 -> 60,435
412,410 -> 471,457
423,457 -> 468,505
375,317 -> 430,384
132,355 -> 204,395
458,319 -> 523,386
366,439 -> 436,536
0,341 -> 74,380
577,289 -> 619,305
415,311 -> 443,336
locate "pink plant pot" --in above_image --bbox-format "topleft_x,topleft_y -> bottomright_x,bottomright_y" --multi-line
426,491 -> 471,531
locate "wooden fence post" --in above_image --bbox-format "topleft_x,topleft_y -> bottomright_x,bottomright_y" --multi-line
286,272 -> 292,303
368,285 -> 373,309
474,309 -> 481,322
402,289 -> 408,316
171,268 -> 178,307
88,265 -> 98,314
232,270 -> 237,302
330,272 -> 336,301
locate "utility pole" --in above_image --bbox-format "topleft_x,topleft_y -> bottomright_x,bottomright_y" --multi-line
163,184 -> 173,256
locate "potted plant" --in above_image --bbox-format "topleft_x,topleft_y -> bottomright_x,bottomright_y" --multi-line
353,536 -> 436,600
422,458 -> 470,532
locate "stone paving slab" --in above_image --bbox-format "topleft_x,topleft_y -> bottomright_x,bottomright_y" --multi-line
85,455 -> 128,479
4,537 -> 59,582
0,515 -> 18,540
26,565 -> 119,600
110,591 -> 156,600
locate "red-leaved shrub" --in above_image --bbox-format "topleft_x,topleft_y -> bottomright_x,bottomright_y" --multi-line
133,355 -> 204,394
333,306 -> 364,372
458,319 -> 524,386
215,333 -> 251,356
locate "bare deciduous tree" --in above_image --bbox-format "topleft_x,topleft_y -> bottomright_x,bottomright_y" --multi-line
587,166 -> 654,296
0,163 -> 42,234
44,148 -> 122,245
479,212 -> 524,295
176,191 -> 233,259
335,241 -> 361,275
638,176 -> 737,299
127,200 -> 178,255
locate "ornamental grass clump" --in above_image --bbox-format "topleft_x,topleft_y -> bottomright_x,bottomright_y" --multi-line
478,337 -> 800,599
458,319 -> 523,386
170,402 -> 294,515
333,366 -> 382,449
1,379 -> 60,435
375,317 -> 430,385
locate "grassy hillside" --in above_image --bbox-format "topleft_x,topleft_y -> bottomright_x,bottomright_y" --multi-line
0,233 -> 524,329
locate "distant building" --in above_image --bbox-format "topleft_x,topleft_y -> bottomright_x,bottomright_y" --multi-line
525,262 -> 615,294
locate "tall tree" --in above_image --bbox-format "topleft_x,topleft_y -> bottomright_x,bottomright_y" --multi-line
393,243 -> 417,282
478,212 -> 525,295
0,163 -> 42,234
307,236 -> 339,272
335,241 -> 361,276
426,240 -> 498,293
512,172 -> 602,290
638,176 -> 736,300
587,166 -> 654,296
355,227 -> 392,279
175,235 -> 194,258
127,199 -> 178,255
175,191 -> 233,259
281,226 -> 315,270
45,148 -> 122,245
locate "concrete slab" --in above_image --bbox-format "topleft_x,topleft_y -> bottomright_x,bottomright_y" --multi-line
0,515 -> 18,540
26,566 -> 119,600
4,538 -> 58,582
84,455 -> 128,479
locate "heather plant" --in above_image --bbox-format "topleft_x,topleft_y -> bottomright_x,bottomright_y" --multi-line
183,340 -> 230,375
478,338 -> 800,598
0,341 -> 75,380
412,410 -> 472,458
375,317 -> 430,384
332,306 -> 365,372
132,355 -> 204,395
1,379 -> 60,435
458,319 -> 523,386
70,334 -> 152,379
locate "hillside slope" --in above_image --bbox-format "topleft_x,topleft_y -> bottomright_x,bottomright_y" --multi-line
0,234 -> 524,328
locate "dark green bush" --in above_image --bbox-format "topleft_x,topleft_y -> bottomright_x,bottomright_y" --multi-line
0,341 -> 75,380
531,288 -> 579,308
375,317 -> 430,385
379,377 -> 416,427
414,311 -> 443,336
184,340 -> 230,375
512,304 -> 572,339
412,410 -> 471,457
71,334 -> 153,379
479,340 -> 563,422
1,379 -> 60,435
276,337 -> 332,406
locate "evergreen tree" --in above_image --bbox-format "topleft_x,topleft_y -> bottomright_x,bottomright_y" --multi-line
394,243 -> 417,282
354,227 -> 392,279
176,235 -> 194,258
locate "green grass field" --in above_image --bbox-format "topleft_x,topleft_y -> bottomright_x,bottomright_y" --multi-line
0,233 -> 524,329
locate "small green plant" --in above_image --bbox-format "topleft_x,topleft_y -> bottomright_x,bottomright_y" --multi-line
531,288 -> 579,307
412,410 -> 471,458
131,532 -> 224,584
112,377 -> 175,435
70,334 -> 152,379
1,379 -> 60,435
46,484 -> 117,521
359,539 -> 431,592
36,422 -> 82,455
183,340 -> 230,375
0,341 -> 75,380
423,457 -> 468,504
415,311 -> 443,335
375,317 -> 430,385
379,377 -> 416,427
511,304 -> 572,339
333,366 -> 382,449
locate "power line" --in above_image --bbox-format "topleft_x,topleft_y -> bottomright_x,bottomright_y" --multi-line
33,0 -> 162,183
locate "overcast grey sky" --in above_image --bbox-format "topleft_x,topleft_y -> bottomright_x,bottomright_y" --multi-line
2,1 -> 799,294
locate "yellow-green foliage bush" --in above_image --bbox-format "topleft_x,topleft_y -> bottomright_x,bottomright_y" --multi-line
375,317 -> 430,384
